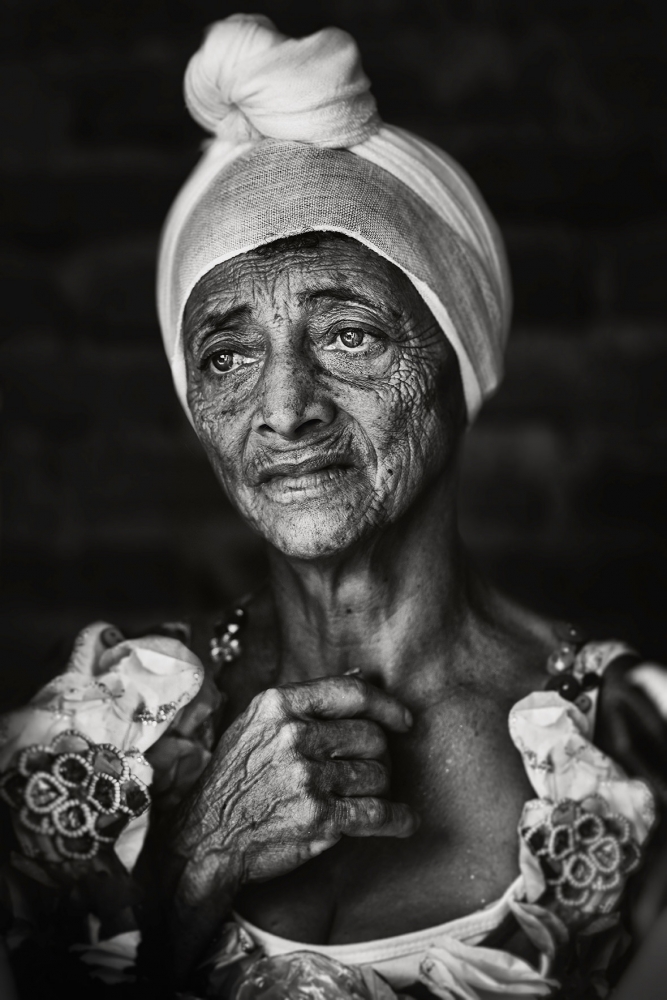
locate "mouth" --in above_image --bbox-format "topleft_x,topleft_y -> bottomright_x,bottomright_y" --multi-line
250,453 -> 357,502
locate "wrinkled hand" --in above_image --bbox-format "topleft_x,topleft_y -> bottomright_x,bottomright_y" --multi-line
172,675 -> 418,895
141,675 -> 418,982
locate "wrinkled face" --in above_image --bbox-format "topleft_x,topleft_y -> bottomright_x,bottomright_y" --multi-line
183,234 -> 464,560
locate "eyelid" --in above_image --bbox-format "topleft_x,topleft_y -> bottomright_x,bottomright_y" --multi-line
200,332 -> 262,357
200,334 -> 253,354
197,318 -> 264,350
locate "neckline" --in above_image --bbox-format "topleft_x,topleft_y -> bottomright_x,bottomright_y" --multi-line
231,877 -> 525,958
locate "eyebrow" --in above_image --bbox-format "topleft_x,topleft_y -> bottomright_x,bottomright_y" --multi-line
298,287 -> 400,319
197,304 -> 251,330
185,303 -> 252,349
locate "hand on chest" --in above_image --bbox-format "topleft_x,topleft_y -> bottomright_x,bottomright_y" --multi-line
235,693 -> 534,944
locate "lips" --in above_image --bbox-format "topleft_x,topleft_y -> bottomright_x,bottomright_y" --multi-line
254,453 -> 353,485
246,447 -> 357,501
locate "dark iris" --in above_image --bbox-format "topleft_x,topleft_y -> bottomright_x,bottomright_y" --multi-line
211,351 -> 234,372
340,329 -> 364,349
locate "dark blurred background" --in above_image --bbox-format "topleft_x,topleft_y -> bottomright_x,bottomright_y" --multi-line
1,0 -> 667,707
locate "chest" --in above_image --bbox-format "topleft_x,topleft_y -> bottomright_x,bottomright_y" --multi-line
234,690 -> 536,944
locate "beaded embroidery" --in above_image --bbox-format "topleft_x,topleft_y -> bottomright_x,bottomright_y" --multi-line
520,795 -> 641,919
543,626 -> 603,714
133,702 -> 179,726
211,607 -> 246,665
509,634 -> 654,937
0,730 -> 149,862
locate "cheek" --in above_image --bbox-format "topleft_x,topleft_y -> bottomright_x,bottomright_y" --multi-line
334,355 -> 451,480
187,379 -> 251,491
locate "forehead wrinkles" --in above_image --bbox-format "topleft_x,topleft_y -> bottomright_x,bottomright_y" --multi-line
193,251 -> 322,321
203,241 -> 413,306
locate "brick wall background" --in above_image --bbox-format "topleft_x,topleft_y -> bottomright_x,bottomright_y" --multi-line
2,0 -> 667,707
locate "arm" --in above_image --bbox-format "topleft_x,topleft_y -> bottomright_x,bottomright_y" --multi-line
137,675 -> 418,986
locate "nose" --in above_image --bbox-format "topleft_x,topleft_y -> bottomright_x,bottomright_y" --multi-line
252,340 -> 336,440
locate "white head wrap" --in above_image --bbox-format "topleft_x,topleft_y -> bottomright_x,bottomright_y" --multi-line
157,14 -> 511,420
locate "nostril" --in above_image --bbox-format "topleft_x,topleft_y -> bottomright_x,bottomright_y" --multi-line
294,418 -> 324,439
257,416 -> 325,439
254,384 -> 337,438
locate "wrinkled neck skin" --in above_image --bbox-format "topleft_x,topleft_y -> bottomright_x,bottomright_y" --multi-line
267,464 -> 475,695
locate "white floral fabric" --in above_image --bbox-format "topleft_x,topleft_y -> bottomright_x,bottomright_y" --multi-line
0,621 -> 204,870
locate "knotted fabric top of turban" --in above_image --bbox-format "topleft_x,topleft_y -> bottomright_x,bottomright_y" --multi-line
157,13 -> 512,420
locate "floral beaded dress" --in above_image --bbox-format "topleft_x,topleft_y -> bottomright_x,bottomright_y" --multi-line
0,620 -> 665,1000
200,633 -> 657,1000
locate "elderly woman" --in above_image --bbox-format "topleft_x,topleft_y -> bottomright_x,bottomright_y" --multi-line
2,14 -> 667,1000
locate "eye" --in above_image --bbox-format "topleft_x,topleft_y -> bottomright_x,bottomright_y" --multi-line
211,351 -> 234,373
204,350 -> 258,375
326,328 -> 377,353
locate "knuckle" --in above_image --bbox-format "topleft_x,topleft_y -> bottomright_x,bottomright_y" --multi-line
279,718 -> 303,750
291,756 -> 312,789
308,677 -> 338,714
258,686 -> 286,718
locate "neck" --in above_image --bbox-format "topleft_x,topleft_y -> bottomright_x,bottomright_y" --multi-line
267,471 -> 486,694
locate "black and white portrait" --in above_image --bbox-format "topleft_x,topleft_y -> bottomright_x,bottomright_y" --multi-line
1,3 -> 667,998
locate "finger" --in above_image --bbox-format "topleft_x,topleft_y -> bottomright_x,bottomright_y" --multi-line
280,676 -> 412,733
333,798 -> 419,839
299,719 -> 387,761
323,759 -> 389,798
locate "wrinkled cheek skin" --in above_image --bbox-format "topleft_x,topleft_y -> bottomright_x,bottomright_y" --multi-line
185,354 -> 455,560
186,379 -> 250,509
185,384 -> 372,559
345,357 -> 455,522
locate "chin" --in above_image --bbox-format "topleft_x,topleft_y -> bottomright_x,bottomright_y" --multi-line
250,497 -> 380,561
232,470 -> 385,559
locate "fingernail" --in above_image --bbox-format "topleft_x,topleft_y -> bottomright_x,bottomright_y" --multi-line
344,667 -> 362,676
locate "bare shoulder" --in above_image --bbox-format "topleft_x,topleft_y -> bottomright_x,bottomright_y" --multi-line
450,581 -> 575,708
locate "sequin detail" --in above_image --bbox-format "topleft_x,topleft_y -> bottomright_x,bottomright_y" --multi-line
521,797 -> 641,918
542,629 -> 604,712
0,730 -> 149,861
211,607 -> 246,665
133,702 -> 179,726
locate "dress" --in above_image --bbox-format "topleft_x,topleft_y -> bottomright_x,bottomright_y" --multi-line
0,624 -> 664,1000
199,641 -> 656,1000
